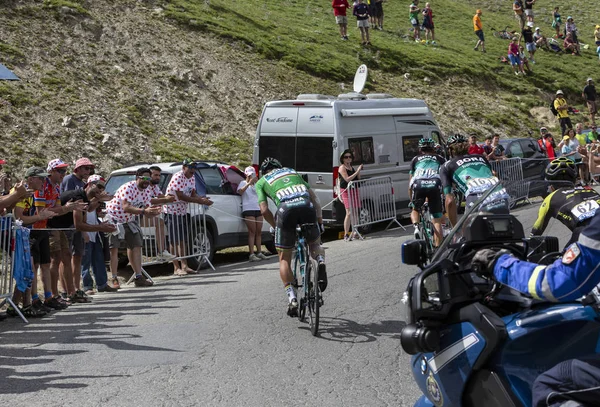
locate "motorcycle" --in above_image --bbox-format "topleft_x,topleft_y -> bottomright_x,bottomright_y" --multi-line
400,180 -> 600,407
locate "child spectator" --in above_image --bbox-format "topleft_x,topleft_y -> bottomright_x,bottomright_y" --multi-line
473,9 -> 485,52
409,0 -> 421,42
483,136 -> 494,156
508,37 -> 526,76
332,0 -> 351,41
354,0 -> 371,45
518,45 -> 532,73
595,25 -> 600,47
552,7 -> 562,38
421,2 -> 435,45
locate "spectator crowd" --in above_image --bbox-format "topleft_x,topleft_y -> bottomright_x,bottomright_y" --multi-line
0,158 -> 214,320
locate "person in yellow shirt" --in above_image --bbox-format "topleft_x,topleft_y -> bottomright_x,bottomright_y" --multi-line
473,9 -> 485,52
553,89 -> 573,136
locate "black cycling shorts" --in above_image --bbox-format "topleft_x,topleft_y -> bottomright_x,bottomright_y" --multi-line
30,230 -> 51,265
411,178 -> 443,218
274,197 -> 320,250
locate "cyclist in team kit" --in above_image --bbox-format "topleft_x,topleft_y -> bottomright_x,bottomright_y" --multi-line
255,157 -> 327,317
440,134 -> 510,226
532,157 -> 600,249
408,138 -> 446,247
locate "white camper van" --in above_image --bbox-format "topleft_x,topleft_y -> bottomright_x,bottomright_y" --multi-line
251,67 -> 444,227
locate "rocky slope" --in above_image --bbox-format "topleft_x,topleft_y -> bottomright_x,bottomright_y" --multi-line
0,0 -> 566,177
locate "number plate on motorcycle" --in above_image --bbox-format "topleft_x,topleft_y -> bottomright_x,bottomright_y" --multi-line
571,200 -> 599,222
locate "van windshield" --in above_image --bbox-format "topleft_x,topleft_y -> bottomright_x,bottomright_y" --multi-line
259,136 -> 332,172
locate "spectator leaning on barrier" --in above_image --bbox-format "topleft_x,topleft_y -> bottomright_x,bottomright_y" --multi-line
59,157 -> 95,303
473,9 -> 485,53
538,127 -> 556,160
237,166 -> 267,262
106,167 -> 161,287
554,90 -> 573,136
148,166 -> 176,261
8,167 -> 57,318
582,78 -> 597,126
575,122 -> 591,146
332,0 -> 350,41
77,175 -> 118,294
163,159 -> 213,276
483,135 -> 493,156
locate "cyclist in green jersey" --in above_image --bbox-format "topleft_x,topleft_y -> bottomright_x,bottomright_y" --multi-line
440,134 -> 510,226
408,138 -> 446,246
255,157 -> 327,317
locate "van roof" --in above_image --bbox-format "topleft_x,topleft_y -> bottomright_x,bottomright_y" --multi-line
265,97 -> 429,109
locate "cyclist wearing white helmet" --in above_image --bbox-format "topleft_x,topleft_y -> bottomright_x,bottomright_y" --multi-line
255,157 -> 327,317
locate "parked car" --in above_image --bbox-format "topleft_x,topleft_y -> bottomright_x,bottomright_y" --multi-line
498,137 -> 550,199
105,161 -> 275,269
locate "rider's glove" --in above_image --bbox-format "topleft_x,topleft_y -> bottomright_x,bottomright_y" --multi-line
318,223 -> 325,235
472,249 -> 511,276
269,226 -> 275,235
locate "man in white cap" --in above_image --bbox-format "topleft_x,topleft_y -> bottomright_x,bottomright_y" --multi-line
583,78 -> 597,126
533,27 -> 549,50
237,166 -> 268,261
554,89 -> 573,136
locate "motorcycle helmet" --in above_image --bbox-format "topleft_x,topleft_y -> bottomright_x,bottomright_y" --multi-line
260,157 -> 282,175
418,138 -> 436,149
446,134 -> 468,146
545,157 -> 577,182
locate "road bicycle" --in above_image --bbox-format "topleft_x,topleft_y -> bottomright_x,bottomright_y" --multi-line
414,200 -> 435,262
491,26 -> 516,40
291,223 -> 321,336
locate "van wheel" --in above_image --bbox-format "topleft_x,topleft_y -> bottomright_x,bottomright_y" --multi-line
187,227 -> 215,270
265,240 -> 277,255
356,199 -> 373,234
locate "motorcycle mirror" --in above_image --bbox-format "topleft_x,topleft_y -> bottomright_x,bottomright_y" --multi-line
401,239 -> 427,266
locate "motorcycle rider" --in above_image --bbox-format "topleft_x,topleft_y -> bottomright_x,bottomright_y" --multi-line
440,133 -> 510,226
255,157 -> 326,317
408,138 -> 446,246
532,157 -> 600,249
473,209 -> 600,406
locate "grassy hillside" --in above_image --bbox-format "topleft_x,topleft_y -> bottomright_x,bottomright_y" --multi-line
0,0 -> 598,175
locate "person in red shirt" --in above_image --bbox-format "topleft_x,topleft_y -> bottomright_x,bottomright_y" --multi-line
538,127 -> 557,159
332,0 -> 351,40
468,135 -> 485,155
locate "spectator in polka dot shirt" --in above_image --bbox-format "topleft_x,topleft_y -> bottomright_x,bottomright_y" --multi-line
106,167 -> 162,287
147,166 -> 176,261
163,159 -> 213,276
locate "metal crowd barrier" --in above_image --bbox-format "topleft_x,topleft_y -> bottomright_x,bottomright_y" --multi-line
346,176 -> 404,239
490,157 -> 531,208
124,202 -> 213,285
0,215 -> 28,323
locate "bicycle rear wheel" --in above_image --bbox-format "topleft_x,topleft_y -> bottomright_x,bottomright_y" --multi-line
307,258 -> 320,336
293,252 -> 306,322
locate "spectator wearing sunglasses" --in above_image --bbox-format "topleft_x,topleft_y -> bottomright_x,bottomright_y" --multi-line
338,149 -> 363,241
163,159 -> 213,276
106,168 -> 162,287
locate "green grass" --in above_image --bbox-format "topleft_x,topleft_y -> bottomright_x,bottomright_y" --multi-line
43,0 -> 90,16
162,0 -> 599,109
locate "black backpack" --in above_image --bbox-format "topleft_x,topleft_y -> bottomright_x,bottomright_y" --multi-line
550,99 -> 558,116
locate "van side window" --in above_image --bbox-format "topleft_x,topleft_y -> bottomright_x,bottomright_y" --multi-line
431,131 -> 441,145
296,137 -> 333,172
402,135 -> 423,162
258,136 -> 296,169
348,137 -> 375,165
508,142 -> 524,158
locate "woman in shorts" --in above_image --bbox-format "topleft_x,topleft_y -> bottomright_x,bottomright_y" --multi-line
338,149 -> 363,241
237,167 -> 267,262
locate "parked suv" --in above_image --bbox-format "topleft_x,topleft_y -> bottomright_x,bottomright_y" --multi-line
105,161 -> 275,268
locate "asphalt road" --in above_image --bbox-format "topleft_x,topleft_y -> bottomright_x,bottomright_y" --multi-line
0,199 -> 574,406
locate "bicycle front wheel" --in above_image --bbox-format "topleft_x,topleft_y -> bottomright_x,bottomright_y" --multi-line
307,258 -> 320,336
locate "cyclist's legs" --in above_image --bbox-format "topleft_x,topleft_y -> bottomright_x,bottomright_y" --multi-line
445,193 -> 458,227
425,179 -> 444,246
410,181 -> 422,225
